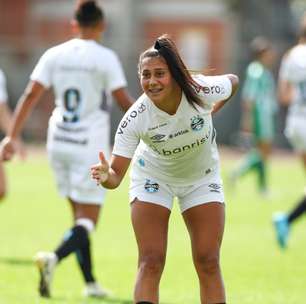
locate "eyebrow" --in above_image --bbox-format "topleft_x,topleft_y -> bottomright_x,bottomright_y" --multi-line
142,68 -> 167,72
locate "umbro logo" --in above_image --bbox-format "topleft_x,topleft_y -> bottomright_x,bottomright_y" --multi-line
150,134 -> 166,143
208,183 -> 221,193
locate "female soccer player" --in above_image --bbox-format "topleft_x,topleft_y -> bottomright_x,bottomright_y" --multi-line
273,15 -> 306,249
0,0 -> 134,298
230,36 -> 277,196
91,34 -> 239,304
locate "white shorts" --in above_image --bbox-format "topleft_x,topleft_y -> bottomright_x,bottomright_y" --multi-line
47,120 -> 110,205
285,115 -> 306,152
129,169 -> 225,213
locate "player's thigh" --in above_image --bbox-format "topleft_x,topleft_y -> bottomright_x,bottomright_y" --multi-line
70,131 -> 110,204
182,202 -> 225,254
256,140 -> 272,159
47,152 -> 70,197
131,200 -> 171,255
254,111 -> 274,144
285,116 -> 306,153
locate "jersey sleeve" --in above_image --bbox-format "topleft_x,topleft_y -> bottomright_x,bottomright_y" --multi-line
30,48 -> 55,88
195,74 -> 232,105
278,54 -> 293,82
104,51 -> 128,92
0,69 -> 8,103
112,104 -> 142,158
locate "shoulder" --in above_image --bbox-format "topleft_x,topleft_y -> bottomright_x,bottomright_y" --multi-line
125,94 -> 149,117
40,41 -> 70,60
246,61 -> 264,78
94,43 -> 120,60
280,45 -> 306,72
285,44 -> 306,61
118,94 -> 149,130
192,73 -> 224,86
192,73 -> 231,91
117,94 -> 150,134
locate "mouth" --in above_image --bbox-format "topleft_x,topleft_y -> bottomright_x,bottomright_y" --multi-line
148,88 -> 162,95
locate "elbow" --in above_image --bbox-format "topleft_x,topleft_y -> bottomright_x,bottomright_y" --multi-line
101,182 -> 120,190
228,74 -> 239,91
225,74 -> 239,99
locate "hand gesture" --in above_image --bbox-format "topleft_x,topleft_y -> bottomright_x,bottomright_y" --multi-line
91,151 -> 109,185
0,136 -> 18,161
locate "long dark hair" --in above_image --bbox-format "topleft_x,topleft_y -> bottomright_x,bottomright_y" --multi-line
138,34 -> 204,108
74,0 -> 104,27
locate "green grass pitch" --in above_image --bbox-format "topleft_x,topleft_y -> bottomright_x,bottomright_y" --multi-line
0,148 -> 305,304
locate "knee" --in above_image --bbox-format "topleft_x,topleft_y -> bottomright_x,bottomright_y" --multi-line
139,252 -> 166,277
195,252 -> 220,276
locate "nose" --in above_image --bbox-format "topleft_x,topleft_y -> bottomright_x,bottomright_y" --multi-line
148,76 -> 158,87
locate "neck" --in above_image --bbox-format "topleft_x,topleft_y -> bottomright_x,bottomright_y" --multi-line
156,89 -> 182,115
78,28 -> 100,41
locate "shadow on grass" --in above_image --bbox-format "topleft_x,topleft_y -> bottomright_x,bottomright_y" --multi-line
82,298 -> 133,304
81,297 -> 174,304
0,256 -> 33,266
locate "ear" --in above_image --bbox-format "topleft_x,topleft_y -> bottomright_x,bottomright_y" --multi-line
70,19 -> 79,35
98,20 -> 106,33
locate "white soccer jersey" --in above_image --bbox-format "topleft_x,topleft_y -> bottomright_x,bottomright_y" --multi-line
279,44 -> 306,116
29,38 -> 128,204
0,69 -> 8,103
30,38 -> 127,130
113,75 -> 232,185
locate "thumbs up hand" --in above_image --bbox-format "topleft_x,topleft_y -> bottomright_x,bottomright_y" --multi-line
91,151 -> 110,184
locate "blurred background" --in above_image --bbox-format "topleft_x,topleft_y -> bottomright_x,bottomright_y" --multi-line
0,0 -> 305,146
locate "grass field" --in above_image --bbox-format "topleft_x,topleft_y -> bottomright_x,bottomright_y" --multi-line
0,147 -> 305,304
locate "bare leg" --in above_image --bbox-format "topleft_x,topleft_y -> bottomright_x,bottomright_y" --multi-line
0,161 -> 7,200
183,202 -> 225,304
256,140 -> 272,161
131,200 -> 170,303
68,198 -> 101,225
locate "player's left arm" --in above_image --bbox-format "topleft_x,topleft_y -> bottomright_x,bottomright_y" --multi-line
212,74 -> 239,114
112,87 -> 135,112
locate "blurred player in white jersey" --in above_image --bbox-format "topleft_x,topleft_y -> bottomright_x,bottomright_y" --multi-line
0,69 -> 24,200
91,34 -> 239,304
273,14 -> 306,249
0,0 -> 134,298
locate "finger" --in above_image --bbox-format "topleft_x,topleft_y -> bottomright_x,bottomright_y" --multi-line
99,151 -> 106,163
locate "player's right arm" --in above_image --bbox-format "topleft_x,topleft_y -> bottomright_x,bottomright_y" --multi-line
91,152 -> 131,189
1,81 -> 46,161
91,98 -> 142,189
278,52 -> 294,106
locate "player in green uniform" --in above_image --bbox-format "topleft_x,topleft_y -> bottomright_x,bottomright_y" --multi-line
231,37 -> 277,195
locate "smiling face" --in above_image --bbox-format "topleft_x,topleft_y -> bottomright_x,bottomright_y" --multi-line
139,56 -> 180,108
